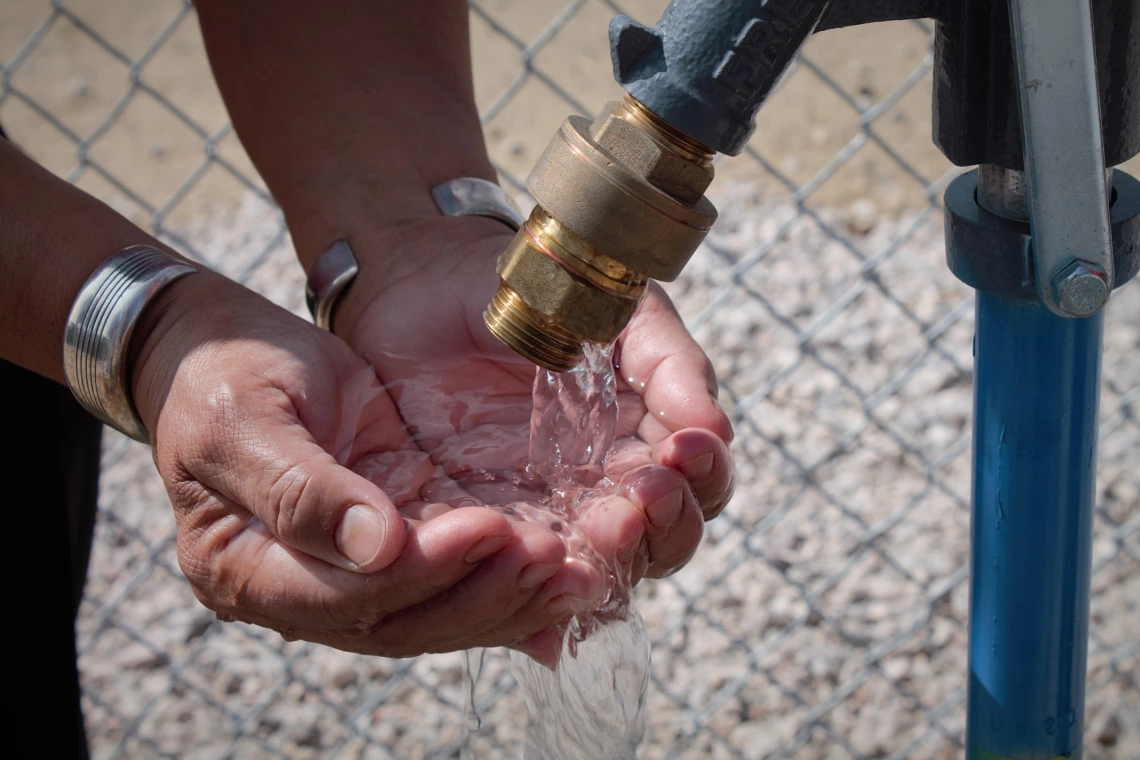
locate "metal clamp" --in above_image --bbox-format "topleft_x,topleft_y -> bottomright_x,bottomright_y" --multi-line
1008,0 -> 1114,317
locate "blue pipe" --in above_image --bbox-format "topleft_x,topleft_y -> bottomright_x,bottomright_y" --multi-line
967,292 -> 1102,760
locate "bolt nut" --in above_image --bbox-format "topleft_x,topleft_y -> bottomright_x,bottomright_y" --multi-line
590,101 -> 714,204
1052,260 -> 1109,317
496,227 -> 641,344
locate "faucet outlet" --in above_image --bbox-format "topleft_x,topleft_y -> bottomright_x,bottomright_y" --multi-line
485,96 -> 717,370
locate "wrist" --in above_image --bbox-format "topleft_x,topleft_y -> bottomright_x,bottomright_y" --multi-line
129,270 -> 251,436
283,156 -> 499,272
305,177 -> 524,347
196,0 -> 495,274
326,216 -> 514,352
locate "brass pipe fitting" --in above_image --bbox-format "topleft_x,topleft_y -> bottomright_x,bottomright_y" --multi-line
485,96 -> 718,371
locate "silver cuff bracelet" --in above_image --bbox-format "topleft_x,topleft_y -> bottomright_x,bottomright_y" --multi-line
304,178 -> 523,332
305,239 -> 359,331
63,245 -> 198,443
431,177 -> 525,231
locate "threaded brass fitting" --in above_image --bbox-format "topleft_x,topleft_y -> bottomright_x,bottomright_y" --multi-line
485,96 -> 718,371
485,283 -> 584,371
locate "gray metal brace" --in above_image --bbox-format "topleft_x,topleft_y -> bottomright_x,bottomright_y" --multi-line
1008,0 -> 1115,317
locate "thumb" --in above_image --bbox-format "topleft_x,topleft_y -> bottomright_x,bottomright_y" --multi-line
129,270 -> 408,573
183,395 -> 408,573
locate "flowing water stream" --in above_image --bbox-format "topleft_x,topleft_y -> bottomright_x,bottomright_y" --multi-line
461,344 -> 651,759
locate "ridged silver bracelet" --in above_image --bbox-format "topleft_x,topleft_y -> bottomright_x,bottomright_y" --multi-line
63,245 -> 198,443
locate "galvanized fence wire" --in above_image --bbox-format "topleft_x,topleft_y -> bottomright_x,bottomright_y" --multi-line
2,1 -> 1137,758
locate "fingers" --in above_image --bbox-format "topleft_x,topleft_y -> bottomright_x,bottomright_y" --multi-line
607,464 -> 704,579
616,284 -> 732,444
572,494 -> 648,576
609,423 -> 734,522
364,521 -> 570,655
651,429 -> 735,521
179,500 -> 518,639
174,383 -> 426,573
453,485 -> 702,655
610,426 -> 734,521
511,628 -> 565,670
601,427 -> 733,578
458,557 -> 605,649
400,500 -> 455,521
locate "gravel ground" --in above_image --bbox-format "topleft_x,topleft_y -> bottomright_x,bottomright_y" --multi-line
78,180 -> 1139,759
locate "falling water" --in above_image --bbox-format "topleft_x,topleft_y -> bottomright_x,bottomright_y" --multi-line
462,344 -> 651,759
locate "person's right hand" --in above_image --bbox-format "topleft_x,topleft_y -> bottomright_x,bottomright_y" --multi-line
128,269 -> 590,656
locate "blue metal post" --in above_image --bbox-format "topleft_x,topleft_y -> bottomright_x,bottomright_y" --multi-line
967,291 -> 1102,760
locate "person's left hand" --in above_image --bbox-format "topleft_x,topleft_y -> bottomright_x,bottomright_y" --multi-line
329,215 -> 735,660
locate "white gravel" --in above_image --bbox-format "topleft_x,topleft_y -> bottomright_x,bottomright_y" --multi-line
79,181 -> 1139,759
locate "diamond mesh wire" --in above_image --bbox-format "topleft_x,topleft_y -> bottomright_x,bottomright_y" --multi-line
1,1 -> 1136,758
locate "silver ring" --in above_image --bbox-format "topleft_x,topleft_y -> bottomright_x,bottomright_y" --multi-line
63,245 -> 197,443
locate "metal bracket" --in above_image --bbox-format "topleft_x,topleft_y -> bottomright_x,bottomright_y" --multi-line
1008,0 -> 1114,317
945,169 -> 1140,302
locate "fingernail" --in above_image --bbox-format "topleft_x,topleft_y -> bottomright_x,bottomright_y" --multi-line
647,487 -> 684,528
680,452 -> 715,480
518,562 -> 561,590
465,534 -> 509,563
546,596 -> 576,618
335,505 -> 387,568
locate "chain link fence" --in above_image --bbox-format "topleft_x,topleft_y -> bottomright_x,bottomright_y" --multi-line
2,1 -> 1137,758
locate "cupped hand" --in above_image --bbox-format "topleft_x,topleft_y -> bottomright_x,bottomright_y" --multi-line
332,215 -> 735,655
130,269 -> 592,657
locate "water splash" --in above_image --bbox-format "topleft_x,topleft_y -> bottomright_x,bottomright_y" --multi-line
510,612 -> 648,760
463,343 -> 651,759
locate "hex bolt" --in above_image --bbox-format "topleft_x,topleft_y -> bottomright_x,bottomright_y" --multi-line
1052,260 -> 1109,317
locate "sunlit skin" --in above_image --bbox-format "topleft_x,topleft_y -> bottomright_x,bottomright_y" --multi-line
336,219 -> 736,661
0,0 -> 740,670
0,0 -> 739,666
128,216 -> 734,666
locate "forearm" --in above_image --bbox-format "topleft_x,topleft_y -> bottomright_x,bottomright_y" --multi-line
0,140 -> 166,383
194,0 -> 495,269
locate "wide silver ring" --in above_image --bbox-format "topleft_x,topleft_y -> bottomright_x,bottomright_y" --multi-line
63,245 -> 197,443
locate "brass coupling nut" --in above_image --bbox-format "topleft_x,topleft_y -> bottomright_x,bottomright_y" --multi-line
484,96 -> 718,371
